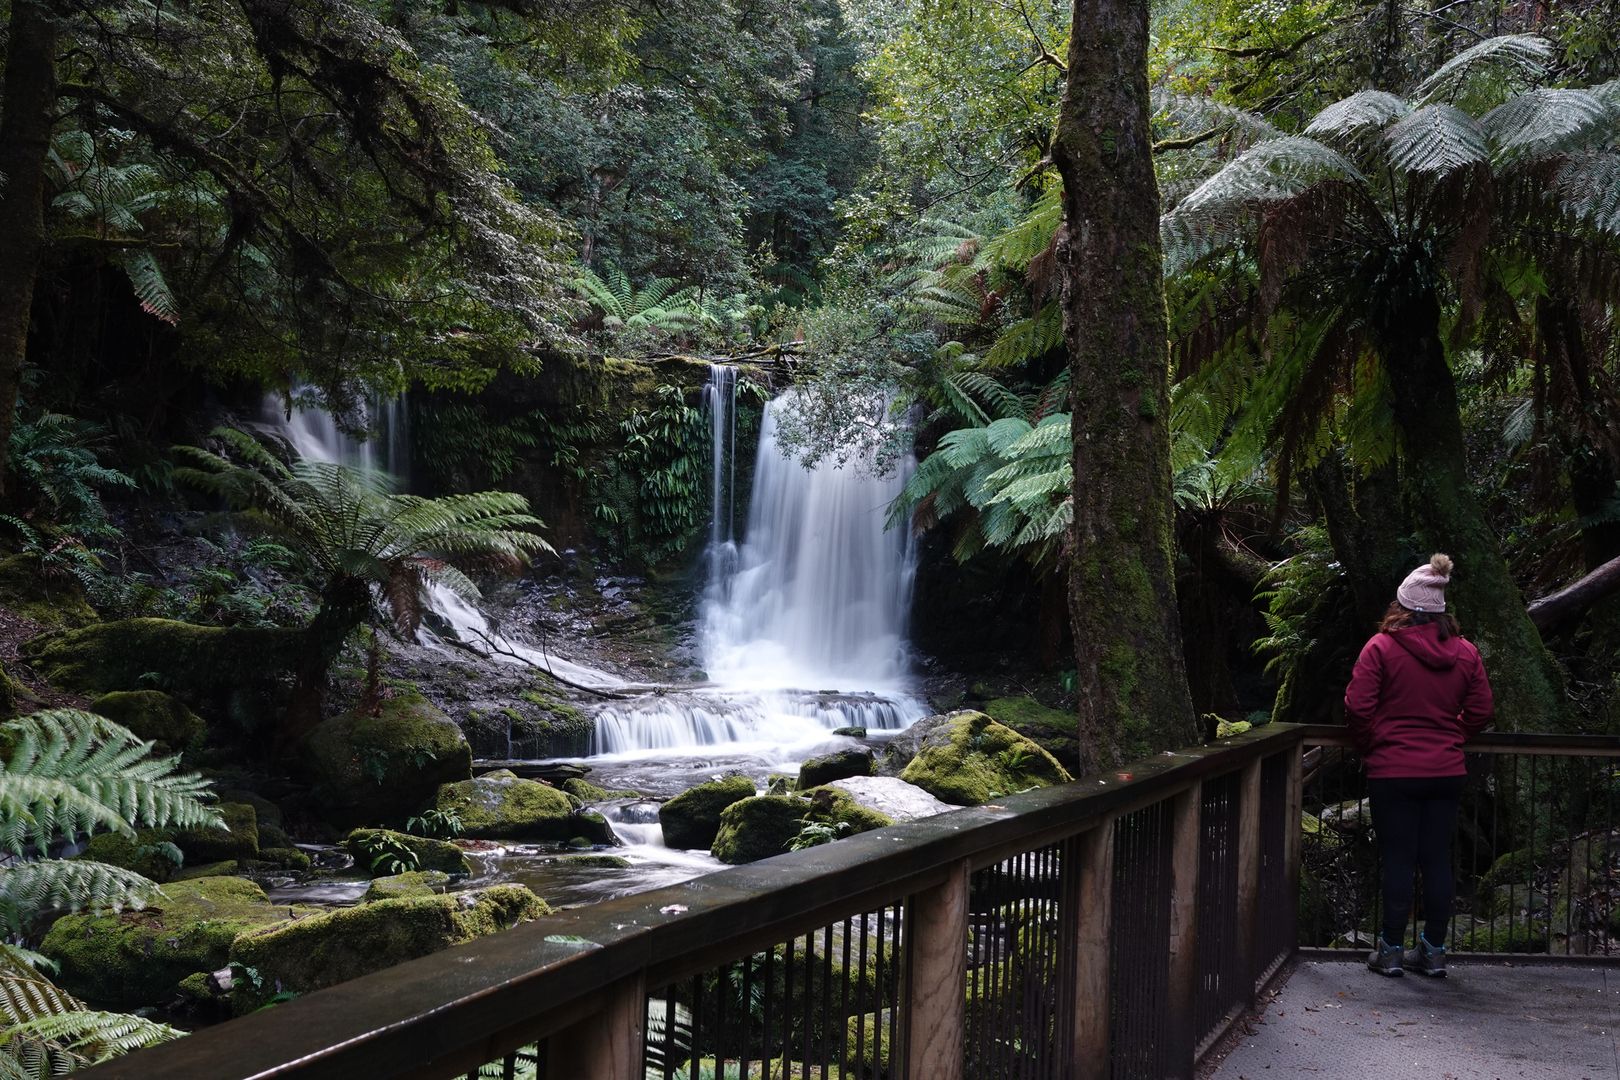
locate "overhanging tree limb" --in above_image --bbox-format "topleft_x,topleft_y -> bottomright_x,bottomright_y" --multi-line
1528,554 -> 1620,634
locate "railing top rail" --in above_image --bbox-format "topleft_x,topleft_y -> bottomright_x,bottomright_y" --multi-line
82,725 -> 1306,1079
1299,724 -> 1620,756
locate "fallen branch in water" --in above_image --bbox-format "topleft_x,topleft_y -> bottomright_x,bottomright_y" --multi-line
453,627 -> 635,701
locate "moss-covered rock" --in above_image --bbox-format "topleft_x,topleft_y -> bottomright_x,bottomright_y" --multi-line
896,711 -> 1072,806
1453,920 -> 1549,953
39,876 -> 298,1007
250,847 -> 312,871
568,808 -> 620,847
363,870 -> 453,900
1478,848 -> 1538,892
0,555 -> 98,628
559,778 -> 639,803
88,690 -> 206,754
77,830 -> 180,882
173,801 -> 259,863
21,618 -> 301,697
171,859 -> 240,881
711,795 -> 808,864
344,828 -> 472,876
659,774 -> 756,850
981,697 -> 1080,771
432,770 -> 573,840
229,885 -> 548,1002
556,854 -> 632,869
803,787 -> 894,835
797,749 -> 873,790
301,695 -> 472,828
844,1011 -> 893,1078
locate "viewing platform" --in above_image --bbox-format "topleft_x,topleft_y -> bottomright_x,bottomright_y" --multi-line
82,725 -> 1620,1079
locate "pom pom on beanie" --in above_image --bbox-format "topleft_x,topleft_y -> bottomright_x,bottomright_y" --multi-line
1396,553 -> 1453,613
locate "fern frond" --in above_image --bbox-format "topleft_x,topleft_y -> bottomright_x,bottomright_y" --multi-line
983,305 -> 1064,368
1414,34 -> 1554,109
3,1009 -> 183,1062
1483,89 -> 1615,165
112,250 -> 178,325
1384,104 -> 1488,176
0,861 -> 163,937
1303,90 -> 1409,148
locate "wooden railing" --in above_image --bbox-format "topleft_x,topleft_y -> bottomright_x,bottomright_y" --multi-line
84,725 -> 1308,1080
1298,725 -> 1620,960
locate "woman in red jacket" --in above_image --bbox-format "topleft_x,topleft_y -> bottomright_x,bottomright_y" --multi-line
1344,553 -> 1494,978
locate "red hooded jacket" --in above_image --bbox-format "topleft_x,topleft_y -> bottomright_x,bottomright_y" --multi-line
1343,623 -> 1494,778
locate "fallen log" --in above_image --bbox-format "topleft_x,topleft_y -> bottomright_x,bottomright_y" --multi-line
1527,553 -> 1620,634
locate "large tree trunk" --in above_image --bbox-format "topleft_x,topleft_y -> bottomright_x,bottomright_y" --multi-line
0,1 -> 60,498
281,576 -> 372,752
1053,0 -> 1198,774
1385,291 -> 1570,731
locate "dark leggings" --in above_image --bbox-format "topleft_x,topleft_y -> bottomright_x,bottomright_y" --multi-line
1368,775 -> 1467,947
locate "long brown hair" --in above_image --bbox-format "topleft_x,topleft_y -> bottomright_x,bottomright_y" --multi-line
1380,601 -> 1460,641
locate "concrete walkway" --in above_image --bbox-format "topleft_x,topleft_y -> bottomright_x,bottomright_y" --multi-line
1211,960 -> 1620,1079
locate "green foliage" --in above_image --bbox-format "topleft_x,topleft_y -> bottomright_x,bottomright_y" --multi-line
405,809 -> 464,841
6,412 -> 134,541
0,710 -> 218,1075
175,428 -> 551,641
600,386 -> 710,565
786,819 -> 851,852
354,833 -> 421,878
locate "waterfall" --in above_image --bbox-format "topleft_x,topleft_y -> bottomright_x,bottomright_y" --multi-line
586,377 -> 925,756
699,390 -> 916,692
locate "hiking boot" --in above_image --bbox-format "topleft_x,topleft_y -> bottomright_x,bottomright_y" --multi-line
1367,935 -> 1404,977
1405,934 -> 1447,978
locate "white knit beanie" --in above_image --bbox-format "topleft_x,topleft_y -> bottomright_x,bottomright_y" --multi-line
1396,553 -> 1453,613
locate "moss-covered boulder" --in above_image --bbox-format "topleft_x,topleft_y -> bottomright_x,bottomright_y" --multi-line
797,749 -> 873,790
896,711 -> 1072,806
345,828 -> 472,876
173,801 -> 259,862
820,776 -> 952,822
659,774 -> 755,850
364,870 -> 453,900
301,695 -> 472,828
560,778 -> 639,803
432,770 -> 573,840
556,853 -> 632,869
171,859 -> 239,881
568,808 -> 620,847
803,787 -> 894,835
250,847 -> 312,871
21,618 -> 301,696
229,885 -> 548,1002
39,876 -> 298,1007
980,697 -> 1079,771
0,554 -> 98,628
711,795 -> 808,865
88,690 -> 206,754
77,830 -> 181,882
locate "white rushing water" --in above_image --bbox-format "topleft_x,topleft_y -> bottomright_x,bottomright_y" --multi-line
585,371 -> 925,759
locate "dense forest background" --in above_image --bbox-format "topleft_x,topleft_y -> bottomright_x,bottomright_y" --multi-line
7,0 -> 1620,1068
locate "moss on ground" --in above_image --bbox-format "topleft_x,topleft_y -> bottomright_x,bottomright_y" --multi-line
89,690 -> 205,753
0,555 -> 98,628
39,876 -> 299,1007
21,617 -> 302,696
229,885 -> 548,1005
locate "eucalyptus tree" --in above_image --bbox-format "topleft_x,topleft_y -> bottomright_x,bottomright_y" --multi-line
1161,34 -> 1620,728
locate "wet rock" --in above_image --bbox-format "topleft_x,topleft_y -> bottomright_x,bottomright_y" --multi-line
560,778 -> 640,803
556,854 -> 632,869
979,697 -> 1079,772
821,776 -> 953,822
568,808 -> 621,847
40,876 -> 301,1007
659,773 -> 756,850
229,884 -> 548,1008
433,770 -> 574,841
173,801 -> 260,863
831,726 -> 867,739
710,795 -> 807,865
797,749 -> 873,790
893,710 -> 1072,806
802,788 -> 893,835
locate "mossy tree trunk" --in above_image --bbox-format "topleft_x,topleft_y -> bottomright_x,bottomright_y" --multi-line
1384,289 -> 1569,732
284,575 -> 373,748
1052,0 -> 1198,773
0,1 -> 60,498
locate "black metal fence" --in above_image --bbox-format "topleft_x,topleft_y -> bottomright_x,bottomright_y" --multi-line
85,726 -> 1306,1080
1298,728 -> 1620,959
